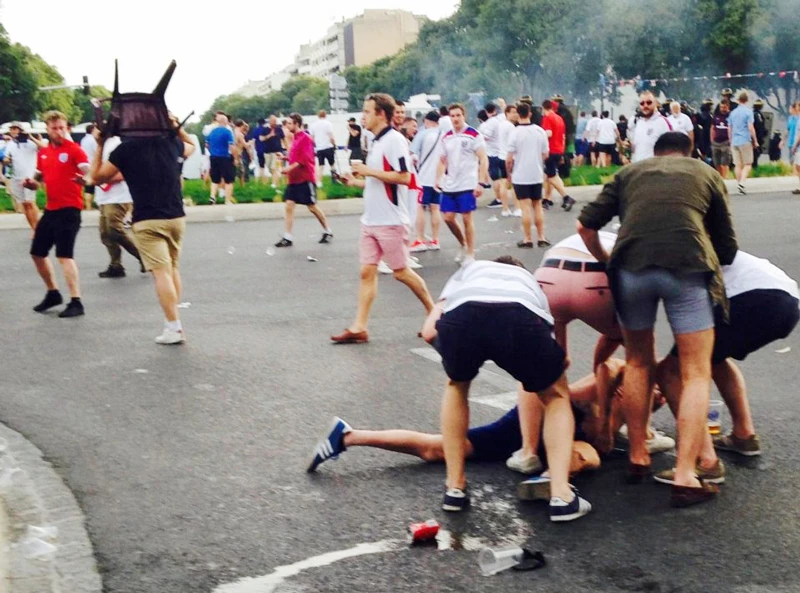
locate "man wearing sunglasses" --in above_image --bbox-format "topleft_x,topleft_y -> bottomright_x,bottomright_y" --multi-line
630,92 -> 672,163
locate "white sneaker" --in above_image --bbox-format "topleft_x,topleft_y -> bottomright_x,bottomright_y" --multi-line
454,248 -> 465,263
617,424 -> 676,454
407,257 -> 423,269
460,255 -> 476,267
155,327 -> 185,345
501,209 -> 512,217
506,449 -> 543,474
513,208 -> 522,217
377,260 -> 393,275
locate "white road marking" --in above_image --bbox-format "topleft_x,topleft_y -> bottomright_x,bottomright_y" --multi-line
213,539 -> 404,593
410,347 -> 517,411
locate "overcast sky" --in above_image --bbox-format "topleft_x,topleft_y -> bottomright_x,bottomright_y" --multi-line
2,0 -> 457,121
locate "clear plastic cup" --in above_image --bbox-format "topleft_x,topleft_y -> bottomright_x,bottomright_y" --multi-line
478,546 -> 524,576
708,400 -> 723,435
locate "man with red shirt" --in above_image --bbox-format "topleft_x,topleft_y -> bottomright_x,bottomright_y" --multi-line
540,100 -> 575,212
23,111 -> 89,318
274,113 -> 333,247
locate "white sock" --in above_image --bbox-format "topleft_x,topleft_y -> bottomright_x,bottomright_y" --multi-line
324,227 -> 332,234
284,233 -> 293,241
167,319 -> 182,332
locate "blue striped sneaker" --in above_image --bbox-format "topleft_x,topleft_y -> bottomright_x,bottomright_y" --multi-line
549,493 -> 592,522
442,486 -> 470,512
307,417 -> 352,473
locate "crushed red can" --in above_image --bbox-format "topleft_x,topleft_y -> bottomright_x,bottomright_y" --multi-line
409,519 -> 440,543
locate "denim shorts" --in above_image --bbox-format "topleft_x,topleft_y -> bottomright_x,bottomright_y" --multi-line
613,268 -> 714,335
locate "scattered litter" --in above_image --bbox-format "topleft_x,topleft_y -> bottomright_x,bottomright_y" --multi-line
227,246 -> 236,255
266,248 -> 276,256
487,216 -> 499,222
133,369 -> 149,374
775,346 -> 791,353
513,550 -> 546,572
26,526 -> 58,542
504,230 -> 515,234
178,302 -> 192,309
224,216 -> 235,223
408,520 -> 439,545
14,537 -> 57,561
478,546 -> 524,576
307,256 -> 318,262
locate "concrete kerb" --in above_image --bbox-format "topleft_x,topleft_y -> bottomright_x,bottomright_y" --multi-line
0,423 -> 102,593
0,176 -> 796,232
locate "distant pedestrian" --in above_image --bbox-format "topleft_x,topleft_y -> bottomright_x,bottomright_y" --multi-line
3,123 -> 40,232
80,124 -> 99,210
308,110 -> 337,188
347,117 -> 363,162
629,91 -> 672,163
206,111 -> 235,204
668,102 -> 694,150
727,91 -> 758,194
409,110 -> 444,252
540,99 -> 575,211
259,115 -> 285,188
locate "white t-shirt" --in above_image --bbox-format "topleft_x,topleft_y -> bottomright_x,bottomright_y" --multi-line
630,115 -> 673,162
440,126 -> 486,193
506,123 -> 549,185
497,119 -> 516,160
80,134 -> 98,163
668,112 -> 694,137
95,137 -> 132,205
411,127 -> 443,187
438,115 -> 453,135
361,127 -> 411,227
309,119 -> 335,151
597,118 -> 619,144
723,251 -> 799,300
5,139 -> 38,178
478,115 -> 502,157
439,260 -> 553,324
584,117 -> 601,142
543,231 -> 618,262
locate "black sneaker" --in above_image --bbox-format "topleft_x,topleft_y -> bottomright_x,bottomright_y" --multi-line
33,290 -> 63,313
542,199 -> 553,210
562,196 -> 576,212
319,232 -> 333,244
274,238 -> 293,248
209,196 -> 217,205
98,266 -> 126,278
516,240 -> 534,249
58,299 -> 85,318
486,199 -> 503,209
442,486 -> 470,512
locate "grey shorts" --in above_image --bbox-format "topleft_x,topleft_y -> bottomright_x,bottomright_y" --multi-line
711,143 -> 731,167
614,268 -> 714,335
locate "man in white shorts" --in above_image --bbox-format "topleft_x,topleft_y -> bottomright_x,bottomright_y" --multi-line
4,123 -> 40,231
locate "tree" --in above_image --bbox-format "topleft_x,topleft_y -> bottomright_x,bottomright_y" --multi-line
72,86 -> 112,123
0,25 -> 38,121
14,43 -> 81,121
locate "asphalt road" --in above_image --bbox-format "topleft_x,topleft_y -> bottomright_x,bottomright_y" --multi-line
1,191 -> 799,593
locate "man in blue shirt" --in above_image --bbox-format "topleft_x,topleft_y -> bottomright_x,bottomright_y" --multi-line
250,118 -> 268,184
205,111 -> 235,204
727,92 -> 757,195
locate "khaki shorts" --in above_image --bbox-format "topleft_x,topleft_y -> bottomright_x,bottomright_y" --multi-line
732,143 -> 754,167
133,217 -> 186,271
265,153 -> 281,173
9,178 -> 37,203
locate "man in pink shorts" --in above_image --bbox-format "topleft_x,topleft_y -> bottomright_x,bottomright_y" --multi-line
333,93 -> 434,344
534,231 -> 622,369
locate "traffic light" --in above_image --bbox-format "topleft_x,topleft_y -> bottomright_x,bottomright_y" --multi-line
82,76 -> 90,95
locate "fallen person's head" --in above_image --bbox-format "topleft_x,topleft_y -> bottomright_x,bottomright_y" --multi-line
653,132 -> 692,157
493,255 -> 527,270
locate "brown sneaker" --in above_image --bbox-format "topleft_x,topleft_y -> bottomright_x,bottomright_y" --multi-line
330,329 -> 369,344
654,459 -> 726,485
671,480 -> 720,508
713,432 -> 761,456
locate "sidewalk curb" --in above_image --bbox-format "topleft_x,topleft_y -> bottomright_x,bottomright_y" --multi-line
0,176 -> 796,231
0,423 -> 102,593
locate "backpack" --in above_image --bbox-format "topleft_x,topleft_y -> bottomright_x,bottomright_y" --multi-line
93,60 -> 177,139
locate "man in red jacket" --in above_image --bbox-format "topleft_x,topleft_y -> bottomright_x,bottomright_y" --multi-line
274,113 -> 333,247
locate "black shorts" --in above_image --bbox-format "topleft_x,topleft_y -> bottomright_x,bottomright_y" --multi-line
544,154 -> 563,178
316,147 -> 335,166
84,185 -> 95,195
513,183 -> 543,200
670,290 -> 800,364
30,208 -> 81,259
435,302 -> 566,393
489,156 -> 507,181
284,182 -> 317,206
467,405 -> 587,462
596,143 -> 616,154
257,152 -> 266,168
210,156 -> 235,184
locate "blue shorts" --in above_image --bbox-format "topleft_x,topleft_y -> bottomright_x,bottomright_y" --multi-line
421,186 -> 441,206
489,156 -> 507,181
467,405 -> 588,462
441,191 -> 477,214
613,268 -> 714,335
